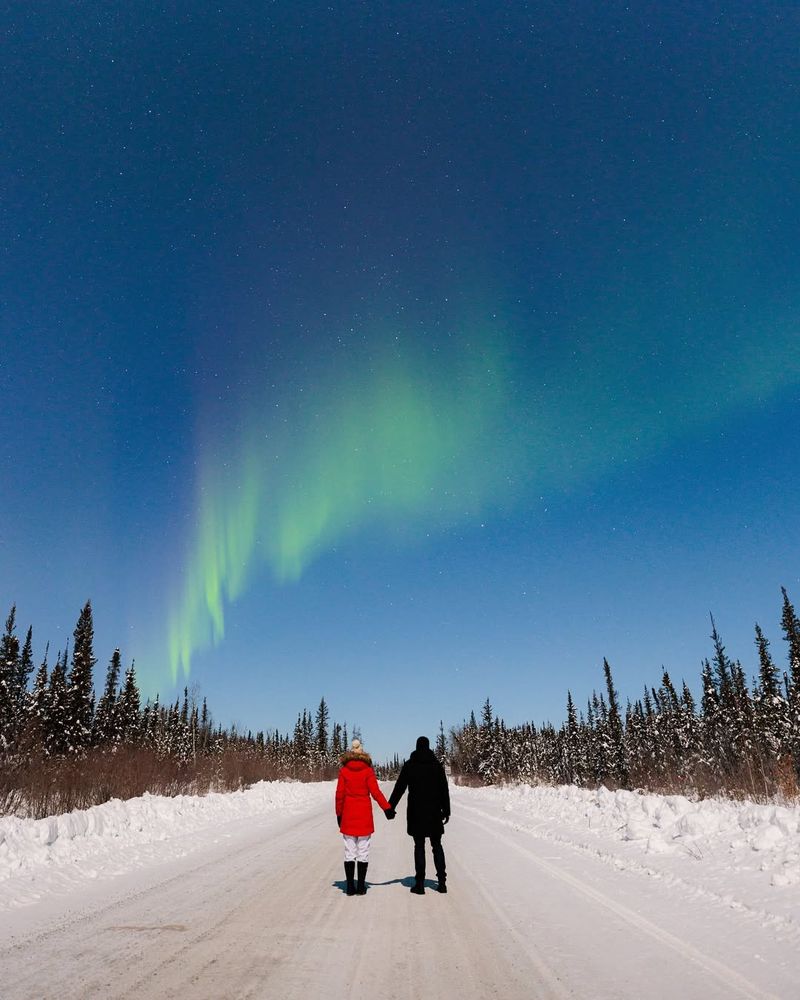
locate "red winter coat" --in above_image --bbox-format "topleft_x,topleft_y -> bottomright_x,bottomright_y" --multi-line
335,753 -> 391,836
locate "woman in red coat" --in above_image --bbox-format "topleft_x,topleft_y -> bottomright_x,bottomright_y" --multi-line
335,739 -> 395,895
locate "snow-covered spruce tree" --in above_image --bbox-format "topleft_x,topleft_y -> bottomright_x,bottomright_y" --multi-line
13,625 -> 34,746
93,648 -> 122,747
0,606 -> 20,752
562,691 -> 583,785
730,659 -> 757,779
517,721 -> 541,784
659,672 -> 699,786
584,698 -> 599,784
679,680 -> 702,780
780,588 -> 800,769
624,699 -> 646,786
117,662 -> 141,745
306,709 -> 319,773
143,693 -> 161,751
489,717 -> 511,780
753,624 -> 787,763
315,697 -> 329,758
66,601 -> 96,753
642,687 -> 662,785
590,690 -> 612,784
647,685 -> 668,785
603,658 -> 628,786
199,697 -> 211,753
781,588 -> 800,691
173,687 -> 193,762
477,697 -> 497,781
708,616 -> 744,779
18,643 -> 48,754
541,722 -> 562,784
435,720 -> 447,764
45,649 -> 70,756
292,712 -> 306,776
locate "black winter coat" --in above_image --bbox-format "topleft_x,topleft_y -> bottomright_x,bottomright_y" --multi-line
389,748 -> 451,837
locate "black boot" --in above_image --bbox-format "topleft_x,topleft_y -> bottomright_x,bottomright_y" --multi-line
344,861 -> 356,896
432,838 -> 447,893
410,876 -> 425,895
356,861 -> 368,895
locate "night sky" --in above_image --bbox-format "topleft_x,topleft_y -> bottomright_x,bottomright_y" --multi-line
4,2 -> 800,758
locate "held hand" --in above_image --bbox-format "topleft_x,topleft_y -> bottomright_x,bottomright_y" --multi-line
384,807 -> 396,820
442,815 -> 450,825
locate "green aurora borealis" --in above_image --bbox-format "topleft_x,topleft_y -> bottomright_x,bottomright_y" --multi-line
167,316 -> 800,683
167,333 -> 512,679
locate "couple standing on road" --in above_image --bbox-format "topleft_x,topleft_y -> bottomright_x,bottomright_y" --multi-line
335,735 -> 451,897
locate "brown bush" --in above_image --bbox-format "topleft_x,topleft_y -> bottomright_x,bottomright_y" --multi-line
0,747 -> 329,820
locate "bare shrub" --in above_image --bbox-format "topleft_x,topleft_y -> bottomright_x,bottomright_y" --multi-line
0,746 -> 336,821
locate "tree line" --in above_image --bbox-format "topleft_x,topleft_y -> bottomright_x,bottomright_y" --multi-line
447,589 -> 800,800
4,589 -> 799,815
0,600 -> 359,817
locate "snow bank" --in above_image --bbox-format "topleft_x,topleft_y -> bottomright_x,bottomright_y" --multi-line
457,783 -> 800,932
0,780 -> 330,911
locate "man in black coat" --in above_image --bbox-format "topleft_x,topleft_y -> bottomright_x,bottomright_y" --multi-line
389,735 -> 451,894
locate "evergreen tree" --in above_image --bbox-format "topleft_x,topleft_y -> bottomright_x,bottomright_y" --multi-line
292,712 -> 306,773
710,615 -> 733,700
118,662 -> 141,744
46,649 -> 70,756
66,601 -> 96,752
730,659 -> 755,763
564,691 -> 581,784
679,680 -> 701,775
14,625 -> 34,740
94,649 -> 122,746
700,657 -> 720,771
315,697 -> 329,755
709,615 -> 740,772
199,697 -> 210,753
780,588 -> 800,764
0,606 -> 20,751
603,659 -> 627,785
754,624 -> 786,757
477,697 -> 495,779
780,587 -> 800,693
21,643 -> 49,753
146,693 -> 161,750
435,720 -> 447,763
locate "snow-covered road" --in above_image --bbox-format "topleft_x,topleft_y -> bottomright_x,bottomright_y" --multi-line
1,782 -> 799,999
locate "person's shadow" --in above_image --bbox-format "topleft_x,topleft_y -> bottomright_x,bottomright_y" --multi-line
331,876 -> 437,894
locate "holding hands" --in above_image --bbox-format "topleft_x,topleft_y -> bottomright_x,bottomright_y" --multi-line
384,807 -> 396,820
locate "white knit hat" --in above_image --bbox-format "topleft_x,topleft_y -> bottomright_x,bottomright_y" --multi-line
351,738 -> 364,753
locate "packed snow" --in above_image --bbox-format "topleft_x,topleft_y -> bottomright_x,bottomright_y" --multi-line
2,780 -> 800,998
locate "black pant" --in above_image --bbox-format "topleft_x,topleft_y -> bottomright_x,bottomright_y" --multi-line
413,834 -> 446,881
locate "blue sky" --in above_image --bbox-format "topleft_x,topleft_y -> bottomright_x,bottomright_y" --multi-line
3,2 -> 799,758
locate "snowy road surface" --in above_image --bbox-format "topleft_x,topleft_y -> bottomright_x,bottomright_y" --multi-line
1,782 -> 799,999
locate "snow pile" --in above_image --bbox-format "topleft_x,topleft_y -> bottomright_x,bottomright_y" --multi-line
457,783 -> 800,930
0,780 -> 330,911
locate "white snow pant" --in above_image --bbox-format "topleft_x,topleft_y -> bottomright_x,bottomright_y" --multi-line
343,834 -> 371,863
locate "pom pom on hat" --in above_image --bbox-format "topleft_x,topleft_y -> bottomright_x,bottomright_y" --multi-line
351,738 -> 363,752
